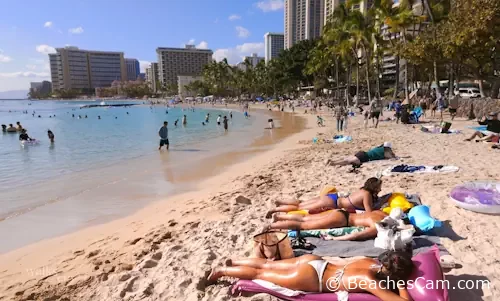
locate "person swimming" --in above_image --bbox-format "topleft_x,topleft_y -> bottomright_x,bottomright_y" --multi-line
207,250 -> 414,300
266,177 -> 382,218
16,121 -> 23,131
19,129 -> 32,141
1,124 -> 6,132
174,119 -> 179,127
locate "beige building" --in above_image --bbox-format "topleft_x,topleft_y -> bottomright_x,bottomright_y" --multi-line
156,45 -> 213,86
284,0 -> 325,49
145,62 -> 159,92
49,46 -> 126,91
177,75 -> 203,97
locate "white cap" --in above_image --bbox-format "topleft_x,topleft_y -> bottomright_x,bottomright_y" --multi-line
383,141 -> 392,148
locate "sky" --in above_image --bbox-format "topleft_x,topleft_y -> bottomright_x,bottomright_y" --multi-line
0,0 -> 285,92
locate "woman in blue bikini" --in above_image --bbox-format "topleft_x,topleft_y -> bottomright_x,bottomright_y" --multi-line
207,250 -> 414,301
265,178 -> 382,218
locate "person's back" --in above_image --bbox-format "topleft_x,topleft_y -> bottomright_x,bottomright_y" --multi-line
365,146 -> 385,161
349,210 -> 387,227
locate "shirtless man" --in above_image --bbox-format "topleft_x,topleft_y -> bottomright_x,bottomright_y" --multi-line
265,177 -> 382,218
269,210 -> 387,241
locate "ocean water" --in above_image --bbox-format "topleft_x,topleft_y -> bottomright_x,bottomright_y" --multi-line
0,100 -> 263,251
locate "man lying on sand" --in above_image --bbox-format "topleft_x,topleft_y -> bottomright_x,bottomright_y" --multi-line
265,177 -> 382,218
269,210 -> 387,241
207,251 -> 414,300
325,142 -> 396,166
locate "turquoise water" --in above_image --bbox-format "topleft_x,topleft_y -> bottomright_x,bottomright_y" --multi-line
0,100 -> 263,251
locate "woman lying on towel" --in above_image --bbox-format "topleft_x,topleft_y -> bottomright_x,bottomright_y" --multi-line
207,251 -> 414,300
265,177 -> 382,218
269,210 -> 387,241
325,142 -> 396,166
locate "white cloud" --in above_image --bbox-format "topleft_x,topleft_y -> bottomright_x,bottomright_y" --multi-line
188,38 -> 196,45
0,54 -> 12,63
213,42 -> 264,64
256,0 -> 284,12
26,64 -> 37,70
139,60 -> 151,72
44,21 -> 53,28
236,26 -> 250,38
0,71 -> 50,78
228,14 -> 241,21
196,41 -> 209,49
68,26 -> 84,34
36,44 -> 56,54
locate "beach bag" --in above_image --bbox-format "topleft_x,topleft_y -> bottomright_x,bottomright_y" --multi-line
252,231 -> 294,260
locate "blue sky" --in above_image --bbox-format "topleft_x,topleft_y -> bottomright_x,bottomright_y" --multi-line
0,0 -> 284,92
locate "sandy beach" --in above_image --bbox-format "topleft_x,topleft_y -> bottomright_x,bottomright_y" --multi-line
1,107 -> 498,301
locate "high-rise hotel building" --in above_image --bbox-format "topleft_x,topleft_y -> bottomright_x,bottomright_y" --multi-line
284,0 -> 325,49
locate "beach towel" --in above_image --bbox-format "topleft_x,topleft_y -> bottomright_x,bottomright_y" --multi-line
288,227 -> 365,238
333,135 -> 352,143
292,234 -> 449,258
382,165 -> 459,176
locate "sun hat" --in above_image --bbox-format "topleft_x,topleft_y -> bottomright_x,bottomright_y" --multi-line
383,141 -> 392,148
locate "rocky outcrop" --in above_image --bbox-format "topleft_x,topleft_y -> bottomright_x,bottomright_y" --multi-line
456,98 -> 500,118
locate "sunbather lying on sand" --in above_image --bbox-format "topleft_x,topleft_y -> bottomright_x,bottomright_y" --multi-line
325,142 -> 396,166
269,210 -> 387,241
266,177 -> 382,218
207,251 -> 414,300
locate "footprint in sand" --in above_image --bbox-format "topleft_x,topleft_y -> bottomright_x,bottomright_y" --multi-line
142,260 -> 158,269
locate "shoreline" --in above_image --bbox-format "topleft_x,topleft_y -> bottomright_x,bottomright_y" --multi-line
1,110 -> 498,300
0,104 -> 302,253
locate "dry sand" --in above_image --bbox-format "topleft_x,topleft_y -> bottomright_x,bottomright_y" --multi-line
0,108 -> 498,301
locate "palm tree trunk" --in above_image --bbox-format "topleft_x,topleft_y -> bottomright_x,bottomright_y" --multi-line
478,80 -> 485,97
376,54 -> 381,99
448,63 -> 454,101
404,60 -> 409,103
365,61 -> 372,104
356,62 -> 360,106
346,64 -> 351,106
433,60 -> 439,91
393,56 -> 400,98
335,57 -> 340,100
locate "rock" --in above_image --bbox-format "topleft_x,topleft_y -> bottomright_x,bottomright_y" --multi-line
235,195 -> 252,205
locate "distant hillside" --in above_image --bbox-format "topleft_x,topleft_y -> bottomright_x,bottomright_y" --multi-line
0,90 -> 29,99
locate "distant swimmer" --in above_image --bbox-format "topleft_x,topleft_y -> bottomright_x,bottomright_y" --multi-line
115,117 -> 118,119
16,121 -> 23,131
127,112 -> 129,115
223,116 -> 228,132
166,110 -> 168,114
98,116 -> 101,119
47,130 -> 55,143
230,111 -> 233,119
1,124 -> 6,132
85,115 -> 88,118
72,114 -> 75,118
217,115 -> 221,126
78,115 -> 81,119
202,122 -> 206,126
19,129 -> 32,141
182,115 -> 187,125
205,113 -> 210,123
7,124 -> 16,132
174,119 -> 179,127
158,121 -> 169,151
38,115 -> 41,118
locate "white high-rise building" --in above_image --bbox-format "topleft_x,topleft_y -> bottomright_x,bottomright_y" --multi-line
264,32 -> 285,63
284,0 -> 325,49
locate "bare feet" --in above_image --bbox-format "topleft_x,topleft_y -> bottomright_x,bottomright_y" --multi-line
206,268 -> 221,286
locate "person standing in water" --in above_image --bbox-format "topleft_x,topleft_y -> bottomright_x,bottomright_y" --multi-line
47,130 -> 55,143
223,116 -> 228,132
217,115 -> 221,125
182,115 -> 187,125
1,124 -> 6,132
174,119 -> 179,127
230,111 -> 233,119
205,113 -> 210,123
158,121 -> 169,150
